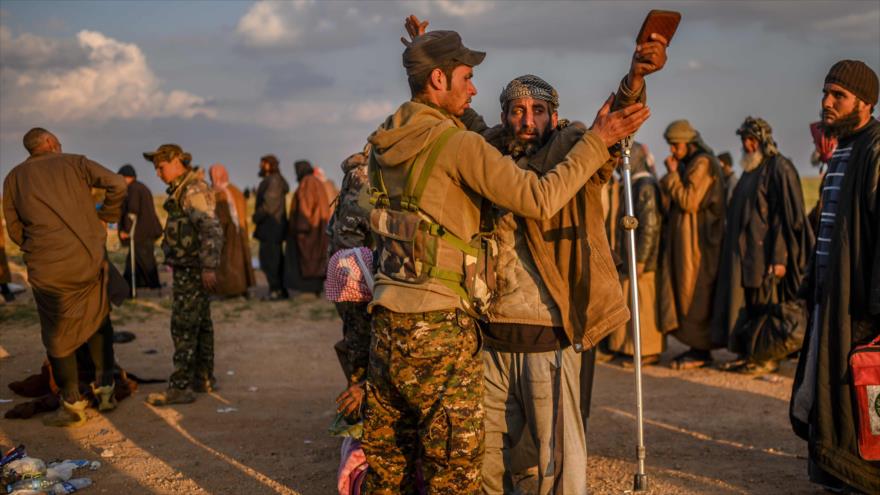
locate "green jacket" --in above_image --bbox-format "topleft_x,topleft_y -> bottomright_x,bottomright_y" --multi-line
162,168 -> 223,269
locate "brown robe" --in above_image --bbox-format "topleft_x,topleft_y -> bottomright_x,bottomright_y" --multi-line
214,185 -> 256,296
0,198 -> 11,285
3,152 -> 126,357
287,174 -> 330,283
658,152 -> 726,350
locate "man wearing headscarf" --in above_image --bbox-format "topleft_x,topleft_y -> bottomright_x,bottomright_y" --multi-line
608,142 -> 666,366
142,144 -> 223,405
253,154 -> 289,300
361,15 -> 651,492
117,164 -> 163,292
711,117 -> 812,374
284,159 -> 330,295
3,128 -> 126,426
470,29 -> 666,491
790,60 -> 880,494
658,119 -> 726,369
209,164 -> 255,298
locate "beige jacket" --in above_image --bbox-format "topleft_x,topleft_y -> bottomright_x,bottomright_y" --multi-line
368,101 -> 610,314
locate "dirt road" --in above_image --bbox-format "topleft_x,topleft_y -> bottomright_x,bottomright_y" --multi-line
1,290 -> 820,494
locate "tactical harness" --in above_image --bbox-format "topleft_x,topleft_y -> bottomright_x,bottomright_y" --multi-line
368,127 -> 495,315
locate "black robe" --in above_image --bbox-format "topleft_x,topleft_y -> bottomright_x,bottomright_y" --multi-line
119,180 -> 162,289
711,154 -> 813,349
790,119 -> 880,493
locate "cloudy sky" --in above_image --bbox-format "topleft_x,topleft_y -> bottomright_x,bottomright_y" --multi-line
1,0 -> 878,192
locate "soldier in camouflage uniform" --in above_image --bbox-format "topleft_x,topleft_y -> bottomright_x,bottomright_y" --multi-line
142,144 -> 224,406
328,149 -> 375,418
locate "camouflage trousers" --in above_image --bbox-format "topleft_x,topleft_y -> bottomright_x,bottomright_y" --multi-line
335,301 -> 372,385
363,307 -> 484,495
169,265 -> 214,390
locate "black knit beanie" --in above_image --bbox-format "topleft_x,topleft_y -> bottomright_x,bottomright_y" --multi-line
825,60 -> 879,106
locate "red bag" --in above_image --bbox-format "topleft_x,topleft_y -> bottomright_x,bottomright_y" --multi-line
850,334 -> 880,460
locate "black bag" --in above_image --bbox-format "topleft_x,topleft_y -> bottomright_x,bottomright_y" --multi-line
731,281 -> 808,362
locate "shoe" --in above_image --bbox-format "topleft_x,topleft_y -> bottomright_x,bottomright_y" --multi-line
621,354 -> 661,369
735,360 -> 779,376
717,358 -> 747,371
193,378 -> 217,393
146,387 -> 196,406
595,349 -> 616,363
43,398 -> 89,427
669,349 -> 713,370
263,290 -> 288,301
91,382 -> 118,412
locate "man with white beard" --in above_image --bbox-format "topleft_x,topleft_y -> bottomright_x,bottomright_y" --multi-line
711,117 -> 813,373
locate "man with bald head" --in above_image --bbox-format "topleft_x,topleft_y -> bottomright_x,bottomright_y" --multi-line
3,127 -> 127,427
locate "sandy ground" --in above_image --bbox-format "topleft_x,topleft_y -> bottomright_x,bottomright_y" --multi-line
0,274 -> 824,495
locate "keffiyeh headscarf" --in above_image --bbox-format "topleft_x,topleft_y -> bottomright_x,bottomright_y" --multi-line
736,116 -> 779,157
500,74 -> 559,112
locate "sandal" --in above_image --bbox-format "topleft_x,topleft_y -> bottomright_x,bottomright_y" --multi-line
669,349 -> 712,370
621,354 -> 661,369
735,360 -> 779,376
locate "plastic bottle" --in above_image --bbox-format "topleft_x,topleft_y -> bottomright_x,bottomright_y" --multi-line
47,478 -> 93,494
6,477 -> 91,494
44,461 -> 89,482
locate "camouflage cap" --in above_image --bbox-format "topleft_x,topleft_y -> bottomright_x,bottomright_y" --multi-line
402,30 -> 485,77
143,143 -> 191,166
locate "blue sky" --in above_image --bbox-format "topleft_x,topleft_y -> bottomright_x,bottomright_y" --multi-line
1,0 -> 878,193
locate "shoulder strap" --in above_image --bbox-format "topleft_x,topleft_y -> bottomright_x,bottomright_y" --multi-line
368,151 -> 390,208
401,127 -> 460,211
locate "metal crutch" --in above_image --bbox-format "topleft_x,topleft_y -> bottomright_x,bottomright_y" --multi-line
620,135 -> 648,491
128,213 -> 137,299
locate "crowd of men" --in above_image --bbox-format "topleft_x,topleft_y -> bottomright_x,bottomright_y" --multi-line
1,13 -> 878,495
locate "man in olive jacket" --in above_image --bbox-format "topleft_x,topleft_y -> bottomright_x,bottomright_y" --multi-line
362,28 -> 650,494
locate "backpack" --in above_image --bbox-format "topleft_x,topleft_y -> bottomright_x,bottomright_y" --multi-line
368,126 -> 496,316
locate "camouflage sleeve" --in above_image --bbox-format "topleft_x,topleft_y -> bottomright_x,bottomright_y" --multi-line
183,181 -> 224,269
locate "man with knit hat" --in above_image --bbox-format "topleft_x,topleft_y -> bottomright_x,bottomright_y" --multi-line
791,59 -> 880,494
362,19 -> 651,493
658,119 -> 726,369
117,164 -> 163,293
711,117 -> 812,374
142,144 -> 223,406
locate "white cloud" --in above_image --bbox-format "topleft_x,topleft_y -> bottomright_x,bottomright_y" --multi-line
435,0 -> 495,18
352,100 -> 393,123
813,9 -> 880,41
233,0 -> 386,50
0,28 -> 214,123
235,1 -> 299,47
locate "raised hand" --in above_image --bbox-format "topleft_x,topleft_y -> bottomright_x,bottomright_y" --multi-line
590,94 -> 651,148
627,33 -> 669,92
401,14 -> 429,45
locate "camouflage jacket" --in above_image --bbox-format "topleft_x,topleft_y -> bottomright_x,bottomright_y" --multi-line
327,151 -> 372,255
162,168 -> 223,269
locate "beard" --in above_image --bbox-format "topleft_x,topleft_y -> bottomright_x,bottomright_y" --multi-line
740,148 -> 764,173
820,105 -> 863,138
501,121 -> 553,159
